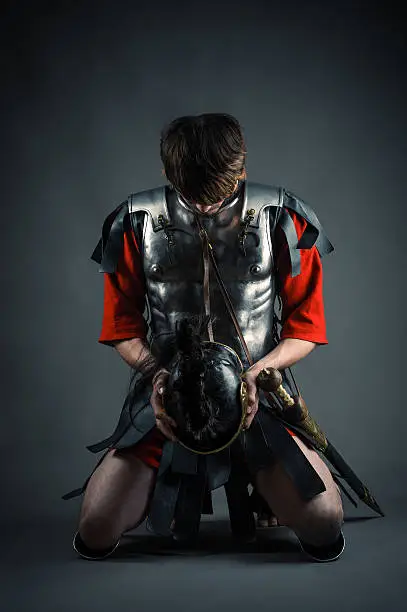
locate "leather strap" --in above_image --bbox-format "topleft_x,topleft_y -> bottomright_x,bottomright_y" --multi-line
194,215 -> 291,417
91,201 -> 128,273
194,215 -> 254,367
201,232 -> 214,342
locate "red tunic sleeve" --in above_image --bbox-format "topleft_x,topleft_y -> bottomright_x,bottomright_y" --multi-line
98,216 -> 148,345
275,209 -> 328,345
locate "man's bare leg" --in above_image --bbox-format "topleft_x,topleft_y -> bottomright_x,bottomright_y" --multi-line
75,447 -> 156,555
255,436 -> 344,551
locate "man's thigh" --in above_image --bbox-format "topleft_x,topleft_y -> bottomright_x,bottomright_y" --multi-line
254,436 -> 343,530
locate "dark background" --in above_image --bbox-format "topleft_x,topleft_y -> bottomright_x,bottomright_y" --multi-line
1,1 -> 405,611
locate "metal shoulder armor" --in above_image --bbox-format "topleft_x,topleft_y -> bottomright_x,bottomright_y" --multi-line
89,185 -> 168,273
277,188 -> 334,277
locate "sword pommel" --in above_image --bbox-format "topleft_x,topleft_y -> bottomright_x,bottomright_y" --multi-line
256,367 -> 283,392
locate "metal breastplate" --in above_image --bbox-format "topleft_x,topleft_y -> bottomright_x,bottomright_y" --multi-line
128,181 -> 282,366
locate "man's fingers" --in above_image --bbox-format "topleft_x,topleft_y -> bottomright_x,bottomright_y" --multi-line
157,421 -> 178,442
156,412 -> 177,429
244,413 -> 255,429
246,389 -> 259,413
151,387 -> 177,438
244,416 -> 255,429
166,415 -> 177,428
155,411 -> 178,441
244,401 -> 259,429
151,386 -> 166,409
155,373 -> 169,393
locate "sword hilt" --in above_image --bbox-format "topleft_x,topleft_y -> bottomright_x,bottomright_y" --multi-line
256,367 -> 328,452
256,367 -> 309,423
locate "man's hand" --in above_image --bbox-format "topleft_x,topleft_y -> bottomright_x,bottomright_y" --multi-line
150,369 -> 178,442
241,338 -> 318,429
241,366 -> 261,429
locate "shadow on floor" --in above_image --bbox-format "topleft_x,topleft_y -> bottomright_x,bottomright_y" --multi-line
105,513 -> 380,564
110,520 -> 306,564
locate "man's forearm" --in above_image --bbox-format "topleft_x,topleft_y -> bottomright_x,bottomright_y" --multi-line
250,338 -> 317,374
112,337 -> 157,373
113,336 -> 316,376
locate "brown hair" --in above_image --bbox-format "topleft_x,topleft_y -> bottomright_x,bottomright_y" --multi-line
160,113 -> 247,205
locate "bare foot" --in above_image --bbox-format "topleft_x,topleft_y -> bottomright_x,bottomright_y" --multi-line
256,512 -> 279,528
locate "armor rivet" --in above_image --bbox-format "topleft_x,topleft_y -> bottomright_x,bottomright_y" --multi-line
151,264 -> 162,274
250,264 -> 261,274
248,208 -> 255,215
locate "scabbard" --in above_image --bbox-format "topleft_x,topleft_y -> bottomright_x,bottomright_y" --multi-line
324,441 -> 385,517
273,412 -> 385,517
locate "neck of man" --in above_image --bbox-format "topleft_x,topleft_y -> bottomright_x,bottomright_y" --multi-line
179,179 -> 245,216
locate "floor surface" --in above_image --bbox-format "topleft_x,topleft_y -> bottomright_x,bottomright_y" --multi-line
1,506 -> 405,612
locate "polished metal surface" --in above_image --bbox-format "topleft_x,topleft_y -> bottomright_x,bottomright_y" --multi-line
129,181 -> 282,366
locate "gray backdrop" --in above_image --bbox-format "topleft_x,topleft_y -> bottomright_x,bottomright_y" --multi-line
1,0 -> 406,552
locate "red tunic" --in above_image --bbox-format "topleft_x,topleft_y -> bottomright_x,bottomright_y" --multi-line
98,209 -> 328,467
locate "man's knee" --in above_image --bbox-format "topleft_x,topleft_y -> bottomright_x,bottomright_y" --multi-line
73,528 -> 120,561
78,514 -> 120,552
312,501 -> 343,543
296,500 -> 345,562
299,497 -> 343,545
284,493 -> 343,546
